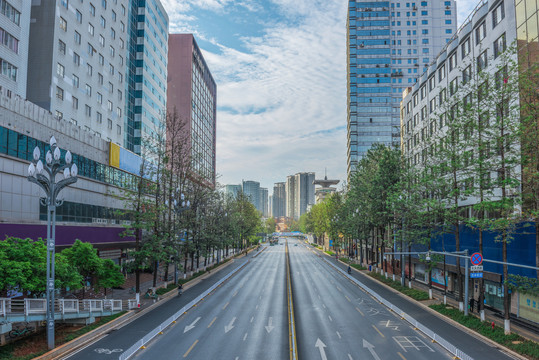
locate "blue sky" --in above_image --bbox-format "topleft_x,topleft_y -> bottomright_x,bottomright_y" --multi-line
161,0 -> 478,192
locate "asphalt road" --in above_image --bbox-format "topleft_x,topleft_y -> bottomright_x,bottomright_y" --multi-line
132,243 -> 289,359
289,240 -> 453,360
66,238 -> 519,360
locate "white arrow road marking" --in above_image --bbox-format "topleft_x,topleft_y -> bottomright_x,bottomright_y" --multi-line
184,317 -> 201,333
363,339 -> 381,360
265,317 -> 274,333
225,317 -> 236,333
315,338 -> 328,360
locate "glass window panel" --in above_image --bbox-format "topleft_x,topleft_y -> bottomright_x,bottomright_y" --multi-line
7,129 -> 17,156
0,127 -> 7,153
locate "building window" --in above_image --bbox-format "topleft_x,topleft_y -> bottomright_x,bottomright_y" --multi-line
475,21 -> 486,44
76,10 -> 82,23
73,52 -> 80,66
117,89 -> 122,101
428,75 -> 435,90
108,118 -> 112,129
101,0 -> 106,9
100,16 -> 105,28
55,111 -> 63,119
57,63 -> 65,78
58,40 -> 66,54
0,1 -> 21,25
89,23 -> 94,36
96,111 -> 102,123
461,37 -> 470,58
117,124 -> 121,135
493,33 -> 506,58
85,105 -> 92,117
438,65 -> 446,81
112,10 -> 116,21
59,17 -> 67,32
85,83 -> 92,96
109,64 -> 114,75
120,21 -> 125,32
109,45 -> 115,57
97,92 -> 102,104
98,73 -> 103,85
116,107 -> 121,118
72,74 -> 79,87
462,65 -> 471,84
111,28 -> 116,39
87,63 -> 93,76
99,54 -> 104,65
90,3 -> 95,16
72,96 -> 78,109
449,52 -> 457,71
120,39 -> 124,49
420,85 -> 426,99
492,2 -> 505,28
107,100 -> 113,111
56,86 -> 64,100
118,72 -> 123,83
477,50 -> 488,72
450,78 -> 458,95
99,35 -> 105,47
87,43 -> 95,56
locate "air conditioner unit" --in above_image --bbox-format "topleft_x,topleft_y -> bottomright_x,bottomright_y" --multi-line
412,6 -> 417,10
446,5 -> 450,9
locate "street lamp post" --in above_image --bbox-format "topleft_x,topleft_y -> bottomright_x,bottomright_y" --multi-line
173,192 -> 190,284
27,136 -> 78,350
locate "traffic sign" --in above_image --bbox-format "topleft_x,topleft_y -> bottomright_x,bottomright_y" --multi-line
470,272 -> 483,278
471,252 -> 483,265
471,265 -> 483,271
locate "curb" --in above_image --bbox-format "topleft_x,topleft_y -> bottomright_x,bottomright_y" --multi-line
34,257 -> 238,360
328,254 -> 530,360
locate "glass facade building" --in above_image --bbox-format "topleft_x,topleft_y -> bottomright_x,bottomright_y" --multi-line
346,0 -> 456,177
125,0 -> 169,155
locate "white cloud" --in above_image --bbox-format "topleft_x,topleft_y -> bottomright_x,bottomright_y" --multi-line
162,1 -> 349,190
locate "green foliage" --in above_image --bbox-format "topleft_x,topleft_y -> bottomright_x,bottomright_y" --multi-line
430,304 -> 539,358
96,259 -> 125,290
368,272 -> 430,301
506,275 -> 539,296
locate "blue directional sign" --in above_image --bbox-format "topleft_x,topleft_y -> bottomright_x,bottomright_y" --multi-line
470,272 -> 483,278
471,252 -> 483,266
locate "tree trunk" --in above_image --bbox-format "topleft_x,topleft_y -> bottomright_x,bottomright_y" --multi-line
503,230 -> 510,334
152,260 -> 158,287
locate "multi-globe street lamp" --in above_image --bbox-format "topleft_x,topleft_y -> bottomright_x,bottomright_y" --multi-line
27,136 -> 78,350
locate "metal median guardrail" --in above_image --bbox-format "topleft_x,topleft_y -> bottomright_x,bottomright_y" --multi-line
119,259 -> 250,360
326,259 -> 474,360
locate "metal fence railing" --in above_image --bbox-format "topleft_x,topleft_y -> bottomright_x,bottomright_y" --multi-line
326,259 -> 474,360
119,260 -> 249,360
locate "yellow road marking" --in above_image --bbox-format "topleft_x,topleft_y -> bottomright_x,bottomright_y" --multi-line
345,295 -> 351,302
372,324 -> 385,338
355,307 -> 364,316
222,302 -> 229,310
397,351 -> 406,360
208,317 -> 217,328
183,339 -> 198,358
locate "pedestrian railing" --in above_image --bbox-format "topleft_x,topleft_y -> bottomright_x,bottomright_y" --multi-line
0,298 -> 5,317
25,299 -> 46,315
327,260 -> 474,360
82,299 -> 103,312
59,299 -> 79,314
119,260 -> 250,360
127,299 -> 138,310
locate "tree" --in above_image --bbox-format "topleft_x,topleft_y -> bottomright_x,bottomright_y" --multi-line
61,240 -> 104,296
96,259 -> 125,296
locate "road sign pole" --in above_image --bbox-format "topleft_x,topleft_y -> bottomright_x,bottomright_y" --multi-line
464,250 -> 469,316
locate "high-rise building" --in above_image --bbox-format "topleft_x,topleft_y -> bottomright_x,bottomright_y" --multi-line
225,184 -> 242,198
272,182 -> 286,218
346,0 -> 457,177
259,187 -> 268,217
0,0 -> 30,98
27,0 -> 129,144
314,175 -> 340,204
168,34 -> 217,185
294,172 -> 315,220
285,175 -> 295,219
125,0 -> 168,155
242,180 -> 260,212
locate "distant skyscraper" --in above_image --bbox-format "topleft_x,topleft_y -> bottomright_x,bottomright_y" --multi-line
285,175 -> 295,219
125,0 -> 169,155
27,0 -> 129,144
294,172 -> 315,220
168,34 -> 217,185
346,0 -> 457,177
259,187 -> 268,217
225,184 -> 242,198
272,182 -> 286,218
0,0 -> 30,98
314,174 -> 340,204
242,180 -> 260,212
